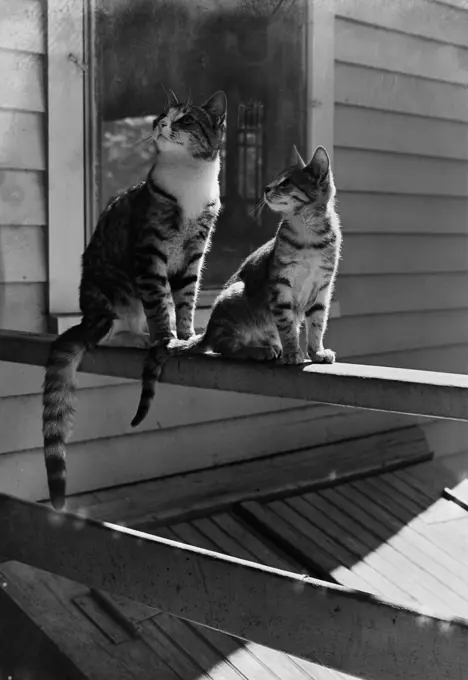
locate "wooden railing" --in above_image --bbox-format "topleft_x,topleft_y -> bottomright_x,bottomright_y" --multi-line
0,329 -> 467,680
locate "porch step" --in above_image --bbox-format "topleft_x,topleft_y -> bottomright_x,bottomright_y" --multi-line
62,424 -> 432,528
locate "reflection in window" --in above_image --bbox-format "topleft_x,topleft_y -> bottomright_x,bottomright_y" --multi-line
92,0 -> 306,288
237,102 -> 264,223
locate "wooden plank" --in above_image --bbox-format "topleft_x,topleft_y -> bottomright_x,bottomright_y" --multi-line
335,104 -> 468,160
0,170 -> 46,225
1,331 -> 468,420
291,493 -> 456,614
0,575 -> 87,680
212,514 -> 295,571
138,618 -> 213,680
0,226 -> 46,282
346,478 -> 468,597
335,0 -> 468,47
0,50 -> 45,112
335,63 -> 468,123
346,344 -> 468,374
47,0 -> 85,314
0,283 -> 46,333
0,110 -> 45,170
335,148 -> 468,197
307,0 -> 335,162
193,620 -> 299,680
340,234 -> 468,274
0,562 -> 162,680
338,192 -> 468,235
0,0 -> 45,53
336,274 -> 468,316
2,496 -> 468,680
335,17 -> 468,85
183,516 -> 340,679
239,501 -> 373,590
332,480 -> 468,584
1,411 -> 420,503
83,421 -> 428,524
315,487 -> 468,615
154,613 -> 247,680
434,0 -> 468,10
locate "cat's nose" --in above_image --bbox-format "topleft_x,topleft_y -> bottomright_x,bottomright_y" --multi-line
160,120 -> 168,128
264,185 -> 272,195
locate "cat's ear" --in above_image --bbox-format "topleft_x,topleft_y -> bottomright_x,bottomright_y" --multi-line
202,90 -> 227,124
305,146 -> 330,182
291,145 -> 306,168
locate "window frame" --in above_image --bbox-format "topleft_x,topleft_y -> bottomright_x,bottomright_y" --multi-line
47,0 -> 340,334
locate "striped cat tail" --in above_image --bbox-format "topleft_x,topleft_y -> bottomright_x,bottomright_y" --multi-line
131,333 -> 208,428
42,319 -> 111,510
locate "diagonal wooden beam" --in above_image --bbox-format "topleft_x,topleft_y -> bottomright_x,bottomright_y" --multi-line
0,493 -> 467,680
0,330 -> 467,420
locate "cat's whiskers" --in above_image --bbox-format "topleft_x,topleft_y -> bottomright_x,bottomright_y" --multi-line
131,134 -> 153,150
250,198 -> 266,221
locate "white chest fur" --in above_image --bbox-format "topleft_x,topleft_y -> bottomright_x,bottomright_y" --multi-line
151,155 -> 220,220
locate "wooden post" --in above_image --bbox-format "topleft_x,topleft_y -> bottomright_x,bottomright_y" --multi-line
0,493 -> 467,680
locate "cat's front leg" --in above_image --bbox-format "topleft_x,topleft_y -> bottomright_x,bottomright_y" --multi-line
305,286 -> 335,364
135,252 -> 173,345
170,250 -> 205,341
270,284 -> 305,365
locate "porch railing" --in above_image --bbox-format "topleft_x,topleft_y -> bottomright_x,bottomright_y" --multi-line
0,329 -> 467,680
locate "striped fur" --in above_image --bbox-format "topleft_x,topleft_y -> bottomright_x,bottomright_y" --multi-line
42,90 -> 226,510
132,146 -> 342,425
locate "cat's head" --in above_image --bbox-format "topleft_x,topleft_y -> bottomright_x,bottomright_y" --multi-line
264,145 -> 335,215
152,90 -> 227,161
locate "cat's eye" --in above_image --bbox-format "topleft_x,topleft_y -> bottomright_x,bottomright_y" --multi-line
178,114 -> 194,125
278,178 -> 290,188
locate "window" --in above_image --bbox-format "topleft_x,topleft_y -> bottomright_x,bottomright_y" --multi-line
91,0 -> 307,291
47,0 -> 339,325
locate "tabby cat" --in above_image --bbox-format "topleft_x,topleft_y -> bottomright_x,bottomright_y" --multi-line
132,144 -> 341,427
42,90 -> 227,509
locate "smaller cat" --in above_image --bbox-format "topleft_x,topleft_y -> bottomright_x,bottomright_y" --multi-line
132,145 -> 342,427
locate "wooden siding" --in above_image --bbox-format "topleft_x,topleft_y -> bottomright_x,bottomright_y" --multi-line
0,0 -> 466,502
332,0 -> 468,457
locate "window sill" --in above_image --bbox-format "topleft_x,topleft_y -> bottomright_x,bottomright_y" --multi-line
49,296 -> 341,335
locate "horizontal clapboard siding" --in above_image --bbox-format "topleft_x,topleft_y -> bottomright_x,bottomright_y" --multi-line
0,406 -> 415,500
333,1 -> 468,398
338,193 -> 468,234
335,0 -> 468,46
340,234 -> 468,274
335,105 -> 468,161
0,111 -> 46,170
335,63 -> 468,123
335,16 -> 468,85
335,274 -> 468,316
0,50 -> 45,113
0,0 -> 45,54
335,148 -> 468,197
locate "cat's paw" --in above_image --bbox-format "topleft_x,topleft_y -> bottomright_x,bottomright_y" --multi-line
177,329 -> 196,341
242,345 -> 281,361
308,348 -> 336,364
280,349 -> 306,365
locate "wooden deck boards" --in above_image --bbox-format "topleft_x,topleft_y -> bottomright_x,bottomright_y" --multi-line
3,435 -> 468,679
